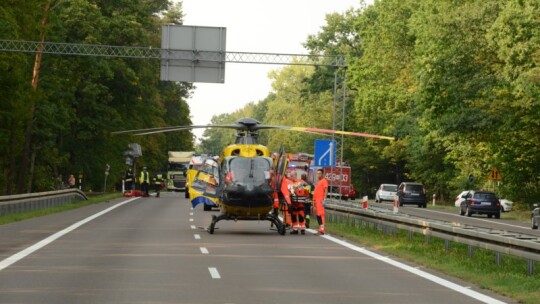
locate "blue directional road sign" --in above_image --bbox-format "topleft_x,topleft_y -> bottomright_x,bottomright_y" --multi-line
314,139 -> 336,167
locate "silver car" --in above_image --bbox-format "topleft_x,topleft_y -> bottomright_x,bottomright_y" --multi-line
375,184 -> 398,203
532,204 -> 539,230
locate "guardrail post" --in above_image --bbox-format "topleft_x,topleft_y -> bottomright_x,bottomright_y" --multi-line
468,245 -> 474,258
445,240 -> 450,252
528,260 -> 535,276
495,252 -> 501,265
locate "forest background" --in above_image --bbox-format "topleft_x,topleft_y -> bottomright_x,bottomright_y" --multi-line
1,0 -> 538,206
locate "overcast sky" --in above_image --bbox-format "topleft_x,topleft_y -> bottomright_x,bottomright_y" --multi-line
178,0 -> 368,139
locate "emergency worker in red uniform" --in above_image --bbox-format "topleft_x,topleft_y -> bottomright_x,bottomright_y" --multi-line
269,170 -> 280,219
279,173 -> 293,227
289,171 -> 309,234
313,168 -> 328,235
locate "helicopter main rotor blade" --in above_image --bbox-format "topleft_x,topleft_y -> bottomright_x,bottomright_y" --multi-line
111,124 -> 242,135
265,126 -> 395,141
111,116 -> 394,140
111,126 -> 188,135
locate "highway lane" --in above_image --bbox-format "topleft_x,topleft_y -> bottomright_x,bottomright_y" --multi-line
372,200 -> 540,236
0,193 -> 515,303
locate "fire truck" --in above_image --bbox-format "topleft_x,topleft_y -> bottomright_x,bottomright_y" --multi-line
307,163 -> 356,200
286,153 -> 356,200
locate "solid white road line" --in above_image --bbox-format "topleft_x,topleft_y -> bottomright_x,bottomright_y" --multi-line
194,234 -> 201,240
318,231 -> 506,304
200,247 -> 209,254
208,267 -> 221,279
0,197 -> 140,272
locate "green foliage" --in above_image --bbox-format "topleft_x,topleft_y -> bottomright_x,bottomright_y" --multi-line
2,0 -> 539,206
197,0 -> 540,207
0,0 -> 193,194
265,62 -> 331,152
485,0 -> 540,202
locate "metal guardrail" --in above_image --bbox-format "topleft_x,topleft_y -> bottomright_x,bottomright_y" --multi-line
0,189 -> 88,216
326,202 -> 540,275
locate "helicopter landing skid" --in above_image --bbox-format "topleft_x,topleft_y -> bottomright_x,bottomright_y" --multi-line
207,214 -> 286,235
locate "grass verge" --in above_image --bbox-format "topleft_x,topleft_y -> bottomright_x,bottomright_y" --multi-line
325,221 -> 540,304
0,192 -> 123,226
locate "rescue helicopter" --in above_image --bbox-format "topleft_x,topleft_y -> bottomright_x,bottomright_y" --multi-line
113,117 -> 394,235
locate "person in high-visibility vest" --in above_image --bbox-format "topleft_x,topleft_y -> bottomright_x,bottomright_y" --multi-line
301,173 -> 313,229
289,171 -> 309,235
140,167 -> 150,197
313,168 -> 328,235
153,172 -> 164,197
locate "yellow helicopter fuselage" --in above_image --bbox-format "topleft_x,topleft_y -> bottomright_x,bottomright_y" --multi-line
219,144 -> 274,217
221,143 -> 271,158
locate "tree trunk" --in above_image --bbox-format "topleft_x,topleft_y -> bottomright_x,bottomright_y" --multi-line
16,0 -> 53,194
27,145 -> 37,193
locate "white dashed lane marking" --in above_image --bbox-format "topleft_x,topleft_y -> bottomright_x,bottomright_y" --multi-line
194,234 -> 201,240
200,247 -> 209,254
208,267 -> 221,279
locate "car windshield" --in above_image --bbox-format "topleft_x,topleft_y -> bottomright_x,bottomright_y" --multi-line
473,192 -> 497,199
383,185 -> 397,191
168,163 -> 187,171
405,184 -> 423,192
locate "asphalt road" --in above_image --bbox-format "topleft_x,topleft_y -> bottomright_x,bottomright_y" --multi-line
371,200 -> 540,236
0,193 -> 515,303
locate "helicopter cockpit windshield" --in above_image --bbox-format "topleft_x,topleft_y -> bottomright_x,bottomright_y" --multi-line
223,156 -> 273,187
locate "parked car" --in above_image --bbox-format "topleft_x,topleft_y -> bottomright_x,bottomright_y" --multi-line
396,182 -> 427,208
454,190 -> 470,207
459,190 -> 501,218
499,199 -> 514,212
532,204 -> 539,230
375,184 -> 398,203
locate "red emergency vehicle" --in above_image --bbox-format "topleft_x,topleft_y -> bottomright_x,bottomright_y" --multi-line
307,165 -> 356,200
285,153 -> 313,177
